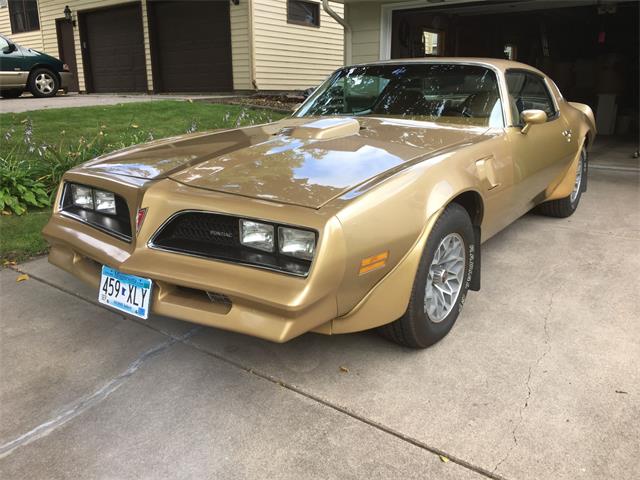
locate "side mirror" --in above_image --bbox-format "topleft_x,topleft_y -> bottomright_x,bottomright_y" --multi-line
2,42 -> 17,54
520,109 -> 547,134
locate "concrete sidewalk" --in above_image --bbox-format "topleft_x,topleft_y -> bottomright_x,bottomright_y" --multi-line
1,169 -> 639,479
0,92 -> 238,114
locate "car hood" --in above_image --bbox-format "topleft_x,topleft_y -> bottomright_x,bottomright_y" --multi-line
79,117 -> 489,209
18,45 -> 63,67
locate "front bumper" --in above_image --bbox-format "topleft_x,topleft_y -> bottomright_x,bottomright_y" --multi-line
59,72 -> 73,92
42,178 -> 347,342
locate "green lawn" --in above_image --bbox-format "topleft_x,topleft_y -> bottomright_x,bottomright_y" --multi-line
0,209 -> 50,262
0,100 -> 286,149
0,100 -> 286,262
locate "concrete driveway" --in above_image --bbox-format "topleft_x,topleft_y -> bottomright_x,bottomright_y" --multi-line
1,169 -> 638,480
0,92 -> 235,114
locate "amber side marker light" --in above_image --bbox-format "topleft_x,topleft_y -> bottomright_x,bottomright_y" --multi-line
359,251 -> 389,275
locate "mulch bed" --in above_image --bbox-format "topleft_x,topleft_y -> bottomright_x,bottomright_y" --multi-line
202,94 -> 308,113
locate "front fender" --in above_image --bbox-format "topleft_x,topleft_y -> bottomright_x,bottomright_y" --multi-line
327,148 -> 487,316
330,206 -> 444,334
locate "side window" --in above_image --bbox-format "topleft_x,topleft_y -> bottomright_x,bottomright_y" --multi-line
0,37 -> 9,51
506,71 -> 557,125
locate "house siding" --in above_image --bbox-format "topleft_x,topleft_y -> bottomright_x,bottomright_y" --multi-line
346,2 -> 381,64
0,4 -> 45,51
252,0 -> 344,90
0,0 -> 344,92
230,0 -> 252,90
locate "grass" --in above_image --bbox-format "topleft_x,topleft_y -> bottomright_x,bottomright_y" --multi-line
0,209 -> 51,262
0,100 -> 287,150
0,100 -> 287,262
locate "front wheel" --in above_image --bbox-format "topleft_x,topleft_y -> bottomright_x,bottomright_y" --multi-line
28,68 -> 60,98
536,147 -> 587,218
379,203 -> 475,348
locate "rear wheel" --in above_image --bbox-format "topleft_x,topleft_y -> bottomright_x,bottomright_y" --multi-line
379,203 -> 474,348
28,68 -> 60,98
536,147 -> 587,218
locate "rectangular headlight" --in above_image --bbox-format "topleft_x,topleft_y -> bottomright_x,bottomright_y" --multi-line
71,184 -> 94,209
94,190 -> 116,215
278,227 -> 315,261
240,219 -> 274,252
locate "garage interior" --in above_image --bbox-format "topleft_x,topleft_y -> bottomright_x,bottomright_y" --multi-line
390,0 -> 639,159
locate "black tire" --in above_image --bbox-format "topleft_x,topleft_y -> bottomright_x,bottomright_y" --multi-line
1,90 -> 22,99
28,68 -> 60,98
536,147 -> 587,218
379,203 -> 475,348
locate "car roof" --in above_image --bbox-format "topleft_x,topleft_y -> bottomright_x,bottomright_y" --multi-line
347,57 -> 547,77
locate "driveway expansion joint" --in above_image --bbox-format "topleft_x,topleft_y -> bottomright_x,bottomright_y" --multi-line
183,337 -> 510,480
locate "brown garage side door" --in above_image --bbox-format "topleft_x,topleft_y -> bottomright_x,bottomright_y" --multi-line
81,3 -> 147,93
149,0 -> 233,92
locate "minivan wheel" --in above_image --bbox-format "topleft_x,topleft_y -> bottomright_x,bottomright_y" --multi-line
379,203 -> 474,348
28,68 -> 60,98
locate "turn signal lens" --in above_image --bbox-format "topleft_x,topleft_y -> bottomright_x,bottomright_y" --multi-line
278,227 -> 316,260
71,184 -> 93,209
94,190 -> 116,214
359,251 -> 389,275
240,219 -> 274,252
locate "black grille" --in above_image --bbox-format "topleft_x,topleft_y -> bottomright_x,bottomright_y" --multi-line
60,183 -> 132,242
151,211 -> 313,277
169,212 -> 238,247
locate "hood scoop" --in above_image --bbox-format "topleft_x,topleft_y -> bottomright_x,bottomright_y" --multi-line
279,117 -> 360,140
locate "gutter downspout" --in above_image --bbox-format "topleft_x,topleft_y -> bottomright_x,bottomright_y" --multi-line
248,0 -> 258,90
322,0 -> 351,65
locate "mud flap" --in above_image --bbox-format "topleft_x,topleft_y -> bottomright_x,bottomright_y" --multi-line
583,151 -> 588,193
469,226 -> 481,291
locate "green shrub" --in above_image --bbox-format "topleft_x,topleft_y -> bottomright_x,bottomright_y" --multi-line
35,134 -> 111,198
0,147 -> 50,215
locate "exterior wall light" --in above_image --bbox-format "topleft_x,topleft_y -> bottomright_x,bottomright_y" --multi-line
63,5 -> 76,26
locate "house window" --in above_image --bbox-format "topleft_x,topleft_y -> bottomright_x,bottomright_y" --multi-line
504,44 -> 517,60
8,0 -> 40,33
288,0 -> 320,28
423,29 -> 443,56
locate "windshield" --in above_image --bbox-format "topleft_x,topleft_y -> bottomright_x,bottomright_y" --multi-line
296,63 -> 504,127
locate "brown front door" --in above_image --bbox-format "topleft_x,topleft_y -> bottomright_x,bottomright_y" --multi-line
55,19 -> 79,92
80,3 -> 147,93
148,0 -> 233,92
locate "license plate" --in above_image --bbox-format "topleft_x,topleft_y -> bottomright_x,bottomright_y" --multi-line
99,266 -> 152,319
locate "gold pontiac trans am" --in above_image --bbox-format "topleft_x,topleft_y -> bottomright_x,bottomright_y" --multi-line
44,59 -> 596,348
